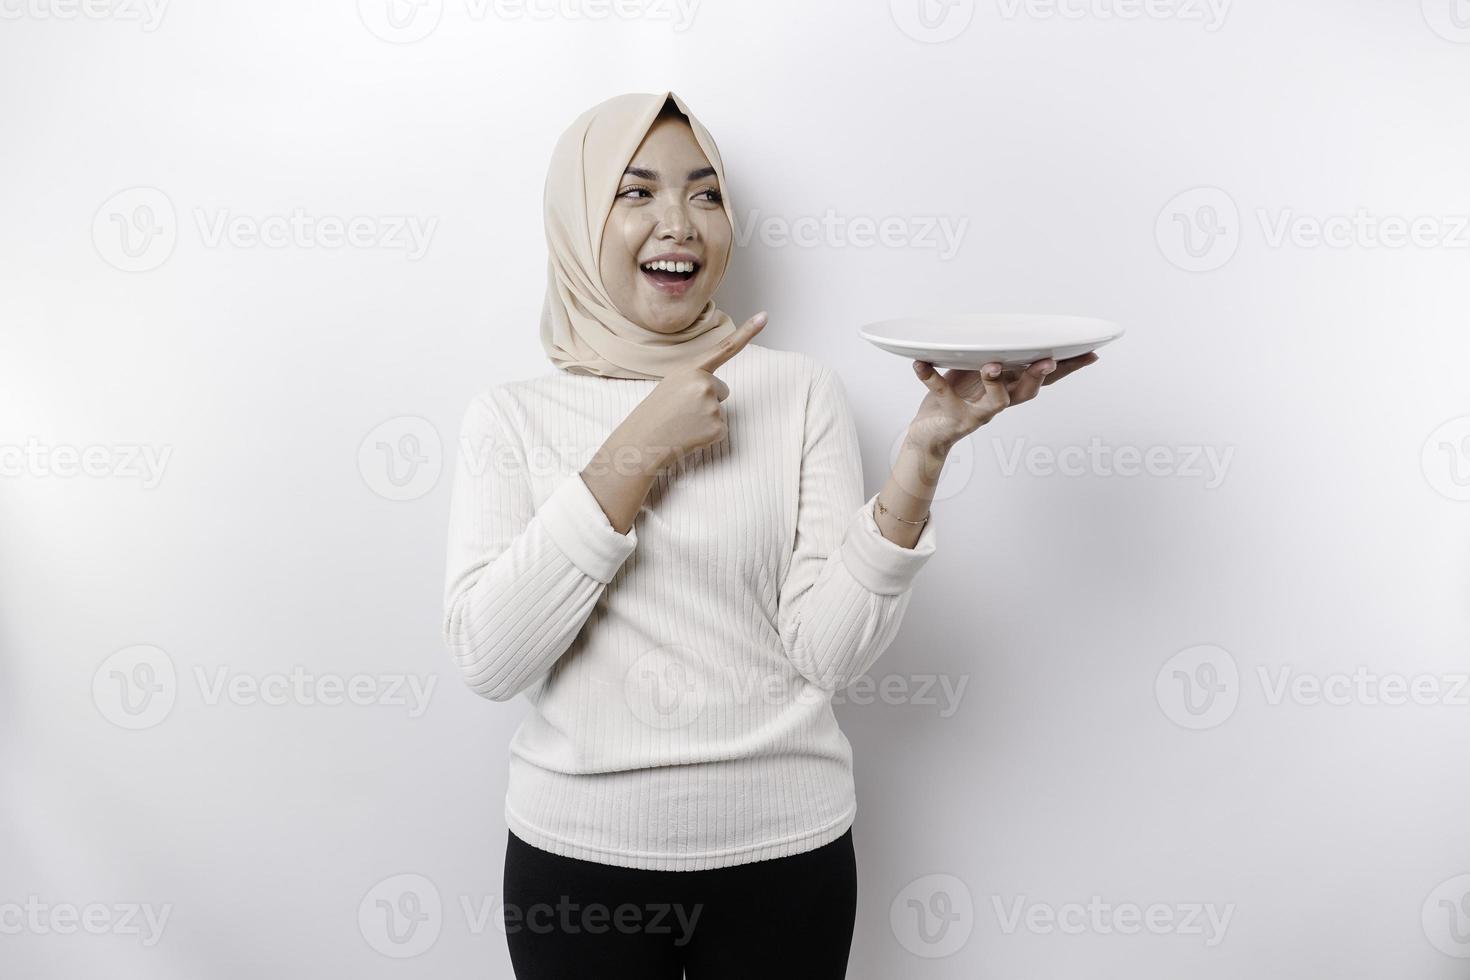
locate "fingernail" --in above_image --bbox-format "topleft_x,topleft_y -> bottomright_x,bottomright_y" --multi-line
752,311 -> 767,325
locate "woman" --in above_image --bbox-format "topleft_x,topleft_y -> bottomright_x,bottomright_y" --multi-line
441,90 -> 1095,979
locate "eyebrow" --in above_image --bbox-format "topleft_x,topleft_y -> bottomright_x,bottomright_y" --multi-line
622,165 -> 718,183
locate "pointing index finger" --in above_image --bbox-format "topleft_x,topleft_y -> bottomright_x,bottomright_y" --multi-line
696,312 -> 767,374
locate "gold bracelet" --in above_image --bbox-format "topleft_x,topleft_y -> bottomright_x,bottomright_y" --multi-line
874,495 -> 930,528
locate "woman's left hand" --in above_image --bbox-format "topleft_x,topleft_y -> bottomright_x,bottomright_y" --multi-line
907,352 -> 1100,454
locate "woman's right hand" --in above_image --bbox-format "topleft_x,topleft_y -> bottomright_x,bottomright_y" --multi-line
619,311 -> 768,470
579,312 -> 766,534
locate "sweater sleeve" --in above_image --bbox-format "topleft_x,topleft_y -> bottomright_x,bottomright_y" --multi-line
441,389 -> 639,702
776,365 -> 938,693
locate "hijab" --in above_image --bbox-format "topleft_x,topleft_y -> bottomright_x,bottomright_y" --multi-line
539,90 -> 739,380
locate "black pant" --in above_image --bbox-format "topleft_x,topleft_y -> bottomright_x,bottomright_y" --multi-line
502,825 -> 858,979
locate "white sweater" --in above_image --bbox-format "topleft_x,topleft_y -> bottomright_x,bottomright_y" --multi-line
441,342 -> 938,871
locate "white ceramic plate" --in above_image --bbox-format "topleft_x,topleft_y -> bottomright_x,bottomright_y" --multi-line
859,314 -> 1123,370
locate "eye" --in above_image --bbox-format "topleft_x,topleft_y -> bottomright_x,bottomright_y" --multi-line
616,186 -> 653,200
697,188 -> 723,204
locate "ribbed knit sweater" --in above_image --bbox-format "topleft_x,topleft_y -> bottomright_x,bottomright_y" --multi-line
440,342 -> 938,871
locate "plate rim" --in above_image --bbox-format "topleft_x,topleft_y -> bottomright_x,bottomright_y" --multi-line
859,313 -> 1124,353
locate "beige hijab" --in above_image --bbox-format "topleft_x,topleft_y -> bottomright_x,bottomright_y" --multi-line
539,90 -> 739,380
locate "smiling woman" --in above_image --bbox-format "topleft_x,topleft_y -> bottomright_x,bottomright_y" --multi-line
442,88 -> 1093,980
597,103 -> 731,332
538,92 -> 742,380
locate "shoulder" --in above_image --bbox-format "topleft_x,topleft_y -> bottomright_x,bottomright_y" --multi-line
738,345 -> 855,437
460,368 -> 584,430
453,387 -> 508,442
736,343 -> 853,409
741,342 -> 834,392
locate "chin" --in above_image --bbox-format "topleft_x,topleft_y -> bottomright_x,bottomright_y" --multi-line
643,313 -> 698,334
638,299 -> 707,334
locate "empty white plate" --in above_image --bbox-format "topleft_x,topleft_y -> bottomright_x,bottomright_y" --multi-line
859,314 -> 1124,370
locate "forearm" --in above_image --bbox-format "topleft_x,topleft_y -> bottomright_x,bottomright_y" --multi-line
784,575 -> 914,692
444,544 -> 610,701
578,423 -> 666,534
874,425 -> 948,549
777,371 -> 940,690
442,460 -> 643,700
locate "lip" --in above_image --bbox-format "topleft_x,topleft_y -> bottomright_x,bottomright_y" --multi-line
638,253 -> 702,297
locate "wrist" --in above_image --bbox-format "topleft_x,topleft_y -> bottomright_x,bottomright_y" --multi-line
593,428 -> 669,480
903,423 -> 954,462
874,494 -> 929,528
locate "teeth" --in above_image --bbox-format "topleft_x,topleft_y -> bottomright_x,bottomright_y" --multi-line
641,260 -> 696,273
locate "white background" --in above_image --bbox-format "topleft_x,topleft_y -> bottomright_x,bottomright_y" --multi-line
3,0 -> 1470,976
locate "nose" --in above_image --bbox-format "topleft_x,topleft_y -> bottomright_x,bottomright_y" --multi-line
655,199 -> 695,243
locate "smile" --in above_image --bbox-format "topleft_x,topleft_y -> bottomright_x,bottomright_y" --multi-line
639,255 -> 701,296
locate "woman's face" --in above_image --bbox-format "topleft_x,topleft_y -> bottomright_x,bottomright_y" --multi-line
598,115 -> 731,335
